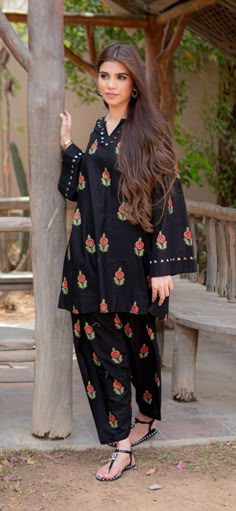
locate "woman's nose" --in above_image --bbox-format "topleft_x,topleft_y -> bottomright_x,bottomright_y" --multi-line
107,78 -> 116,89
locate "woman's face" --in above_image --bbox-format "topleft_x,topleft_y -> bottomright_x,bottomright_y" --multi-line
98,60 -> 134,110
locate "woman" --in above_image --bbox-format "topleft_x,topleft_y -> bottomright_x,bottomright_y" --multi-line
58,43 -> 196,481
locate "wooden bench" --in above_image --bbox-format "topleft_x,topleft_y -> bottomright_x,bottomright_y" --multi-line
0,326 -> 35,363
168,200 -> 236,402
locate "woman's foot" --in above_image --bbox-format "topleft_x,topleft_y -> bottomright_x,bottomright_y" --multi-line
96,439 -> 135,481
129,413 -> 158,446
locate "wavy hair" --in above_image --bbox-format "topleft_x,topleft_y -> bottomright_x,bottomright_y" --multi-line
96,43 -> 177,232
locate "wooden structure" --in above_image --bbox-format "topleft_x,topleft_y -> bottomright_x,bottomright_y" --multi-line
169,201 -> 236,402
0,0 -> 236,438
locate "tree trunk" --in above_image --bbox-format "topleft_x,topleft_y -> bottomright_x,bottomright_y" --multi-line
28,0 -> 73,438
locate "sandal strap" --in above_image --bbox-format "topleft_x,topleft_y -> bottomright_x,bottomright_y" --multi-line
134,417 -> 155,433
108,448 -> 132,472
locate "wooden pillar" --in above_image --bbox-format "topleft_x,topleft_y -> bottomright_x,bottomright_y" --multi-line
28,0 -> 73,438
172,323 -> 198,402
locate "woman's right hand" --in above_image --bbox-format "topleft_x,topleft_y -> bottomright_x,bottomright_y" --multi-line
60,110 -> 72,147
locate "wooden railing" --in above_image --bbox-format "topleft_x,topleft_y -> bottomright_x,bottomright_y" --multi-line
186,200 -> 236,303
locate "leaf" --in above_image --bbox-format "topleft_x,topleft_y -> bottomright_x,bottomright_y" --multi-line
146,468 -> 156,476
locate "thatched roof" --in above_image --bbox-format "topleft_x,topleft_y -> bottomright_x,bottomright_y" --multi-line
108,0 -> 236,57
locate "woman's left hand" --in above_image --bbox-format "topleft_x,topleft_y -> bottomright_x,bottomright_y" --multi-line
151,275 -> 174,306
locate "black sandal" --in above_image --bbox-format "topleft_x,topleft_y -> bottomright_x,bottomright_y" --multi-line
131,417 -> 158,446
95,448 -> 135,482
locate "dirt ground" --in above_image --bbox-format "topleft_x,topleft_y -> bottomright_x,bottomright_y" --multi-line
0,444 -> 236,511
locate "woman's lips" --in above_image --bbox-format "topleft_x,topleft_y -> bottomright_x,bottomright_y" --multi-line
106,93 -> 118,98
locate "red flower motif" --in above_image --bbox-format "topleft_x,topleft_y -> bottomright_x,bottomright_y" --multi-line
140,345 -> 149,354
184,229 -> 192,240
84,324 -> 93,335
157,233 -> 166,244
62,278 -> 68,289
102,169 -> 110,180
77,273 -> 86,283
114,314 -> 122,325
131,302 -> 139,314
135,239 -> 144,251
118,204 -> 126,215
146,275 -> 151,286
143,391 -> 152,400
87,383 -> 94,393
124,324 -> 132,334
111,349 -> 121,359
109,413 -> 116,423
99,235 -> 108,246
74,322 -> 80,332
92,352 -> 98,361
113,380 -> 123,390
79,174 -> 85,185
115,269 -> 125,280
147,327 -> 153,336
85,237 -> 95,248
73,211 -> 81,221
100,300 -> 108,312
72,306 -> 79,314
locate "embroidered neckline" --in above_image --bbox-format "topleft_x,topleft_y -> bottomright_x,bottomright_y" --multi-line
95,117 -> 125,147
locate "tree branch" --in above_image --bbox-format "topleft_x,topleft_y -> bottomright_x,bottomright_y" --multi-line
0,9 -> 31,71
86,26 -> 97,65
167,16 -> 189,54
64,45 -> 96,78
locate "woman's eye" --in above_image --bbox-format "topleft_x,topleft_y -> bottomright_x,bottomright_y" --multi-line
118,75 -> 127,80
100,73 -> 108,79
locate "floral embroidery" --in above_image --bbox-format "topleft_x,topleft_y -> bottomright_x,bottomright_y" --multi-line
134,238 -> 144,256
99,233 -> 109,252
111,348 -> 123,364
77,271 -> 88,289
168,195 -> 173,214
113,379 -> 124,395
67,244 -> 71,261
183,227 -> 193,246
101,167 -> 111,186
124,323 -> 133,338
87,381 -> 96,399
61,277 -> 68,295
109,412 -> 118,428
146,275 -> 151,288
114,267 -> 125,286
114,314 -> 123,329
146,325 -> 155,340
155,373 -> 161,387
115,141 -> 121,155
143,390 -> 152,404
92,352 -> 101,367
139,344 -> 149,358
84,322 -> 95,340
73,319 -> 81,338
89,139 -> 98,154
100,299 -> 108,313
77,172 -> 86,191
117,203 -> 127,221
72,208 -> 81,226
130,301 -> 139,314
72,305 -> 79,314
156,231 -> 167,250
85,235 -> 96,254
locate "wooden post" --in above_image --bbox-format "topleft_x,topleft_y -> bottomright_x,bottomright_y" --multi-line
172,323 -> 198,402
28,0 -> 73,438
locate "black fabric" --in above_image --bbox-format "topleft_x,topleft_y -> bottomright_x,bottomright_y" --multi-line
58,117 -> 197,317
71,312 -> 161,445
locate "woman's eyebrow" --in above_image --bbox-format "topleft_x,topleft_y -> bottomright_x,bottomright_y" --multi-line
99,71 -> 129,76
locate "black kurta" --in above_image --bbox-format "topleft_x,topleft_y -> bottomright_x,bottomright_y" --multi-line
58,117 -> 197,318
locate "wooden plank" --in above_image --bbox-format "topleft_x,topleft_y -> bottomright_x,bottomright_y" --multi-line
206,218 -> 217,292
0,350 -> 35,362
0,271 -> 33,291
169,279 -> 236,335
0,197 -> 30,211
226,222 -> 236,302
0,217 -> 32,232
216,220 -> 227,297
186,200 -> 236,222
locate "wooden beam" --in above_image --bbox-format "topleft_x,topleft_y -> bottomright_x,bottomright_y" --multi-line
0,197 -> 30,211
0,216 -> 32,232
64,45 -> 96,77
109,0 -> 148,14
4,11 -> 148,28
156,0 -> 218,25
86,26 -> 97,65
186,200 -> 236,222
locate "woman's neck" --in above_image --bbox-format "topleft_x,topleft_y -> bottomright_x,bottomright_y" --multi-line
107,105 -> 128,121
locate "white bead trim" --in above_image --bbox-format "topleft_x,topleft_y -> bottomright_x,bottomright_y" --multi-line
149,256 -> 196,264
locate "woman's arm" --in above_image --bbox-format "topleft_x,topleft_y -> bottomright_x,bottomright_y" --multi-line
58,111 -> 83,201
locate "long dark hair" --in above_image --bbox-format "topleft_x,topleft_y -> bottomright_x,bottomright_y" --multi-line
96,43 -> 177,232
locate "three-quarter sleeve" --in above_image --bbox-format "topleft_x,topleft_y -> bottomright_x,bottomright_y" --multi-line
58,143 -> 83,201
149,175 -> 197,277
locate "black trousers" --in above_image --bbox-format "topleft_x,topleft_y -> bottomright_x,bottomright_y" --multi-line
71,312 -> 161,445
